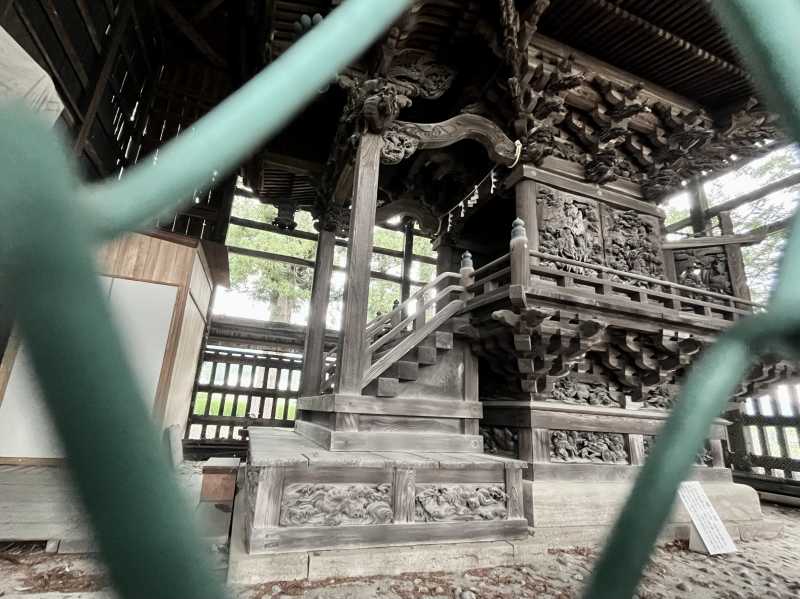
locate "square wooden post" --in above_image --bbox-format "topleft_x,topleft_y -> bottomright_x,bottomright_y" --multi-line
514,178 -> 539,256
337,133 -> 383,395
300,226 -> 336,397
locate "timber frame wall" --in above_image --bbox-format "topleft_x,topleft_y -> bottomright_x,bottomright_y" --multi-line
671,163 -> 800,497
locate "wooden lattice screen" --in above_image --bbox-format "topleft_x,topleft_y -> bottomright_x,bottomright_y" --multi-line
184,345 -> 301,453
727,382 -> 800,495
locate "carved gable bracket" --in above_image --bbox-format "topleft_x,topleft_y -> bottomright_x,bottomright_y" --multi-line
381,114 -> 519,166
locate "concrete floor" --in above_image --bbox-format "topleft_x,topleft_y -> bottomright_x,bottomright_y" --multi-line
0,502 -> 798,598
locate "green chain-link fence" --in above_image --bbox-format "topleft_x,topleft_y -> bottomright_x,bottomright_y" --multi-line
0,1 -> 797,598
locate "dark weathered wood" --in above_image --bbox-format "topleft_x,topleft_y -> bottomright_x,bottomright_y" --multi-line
72,0 -> 134,155
300,227 -> 335,396
401,217 -> 414,302
719,211 -> 752,301
337,133 -> 383,394
689,179 -> 709,235
515,179 -> 539,252
159,0 -> 226,68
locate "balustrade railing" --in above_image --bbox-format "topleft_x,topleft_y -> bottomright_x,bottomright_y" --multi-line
462,218 -> 757,324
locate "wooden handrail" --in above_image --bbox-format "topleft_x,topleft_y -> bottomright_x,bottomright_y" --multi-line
365,271 -> 460,336
529,250 -> 760,308
367,284 -> 465,355
472,253 -> 510,278
361,299 -> 465,387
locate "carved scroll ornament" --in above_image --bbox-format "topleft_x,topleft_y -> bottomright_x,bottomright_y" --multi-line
381,114 -> 518,166
415,485 -> 508,522
280,483 -> 393,527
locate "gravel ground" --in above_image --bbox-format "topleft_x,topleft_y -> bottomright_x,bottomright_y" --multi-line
1,503 -> 798,598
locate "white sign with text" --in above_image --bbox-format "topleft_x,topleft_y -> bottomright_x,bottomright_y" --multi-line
678,481 -> 737,555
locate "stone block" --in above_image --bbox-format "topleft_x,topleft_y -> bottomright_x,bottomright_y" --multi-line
307,540 -> 515,580
738,519 -> 783,541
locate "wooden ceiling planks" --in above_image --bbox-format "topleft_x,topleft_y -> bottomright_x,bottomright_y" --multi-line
538,0 -> 753,109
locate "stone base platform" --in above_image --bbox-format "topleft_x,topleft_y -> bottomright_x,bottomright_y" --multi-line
240,427 -> 528,556
524,478 -> 771,534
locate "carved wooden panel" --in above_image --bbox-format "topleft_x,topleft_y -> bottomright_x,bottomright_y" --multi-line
536,185 -> 604,268
279,483 -> 393,527
414,485 -> 508,522
673,246 -> 734,296
549,430 -> 629,464
601,208 -> 664,279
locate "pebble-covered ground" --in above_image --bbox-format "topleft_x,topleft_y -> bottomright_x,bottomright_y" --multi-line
1,504 -> 798,598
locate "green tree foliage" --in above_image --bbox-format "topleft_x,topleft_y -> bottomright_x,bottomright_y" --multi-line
224,196 -> 437,324
703,145 -> 800,304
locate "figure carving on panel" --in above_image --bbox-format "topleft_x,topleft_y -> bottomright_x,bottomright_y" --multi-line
481,426 -> 518,458
550,430 -> 628,464
642,383 -> 678,410
603,209 -> 663,283
537,187 -> 604,273
550,376 -> 620,407
676,250 -> 733,296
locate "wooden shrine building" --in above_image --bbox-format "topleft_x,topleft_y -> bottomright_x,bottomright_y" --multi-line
1,0 -> 798,581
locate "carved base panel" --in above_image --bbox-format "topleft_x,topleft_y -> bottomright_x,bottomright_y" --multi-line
244,427 -> 527,554
481,401 -> 729,483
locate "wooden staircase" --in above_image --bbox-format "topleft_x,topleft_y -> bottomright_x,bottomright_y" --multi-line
320,272 -> 466,396
364,330 -> 454,397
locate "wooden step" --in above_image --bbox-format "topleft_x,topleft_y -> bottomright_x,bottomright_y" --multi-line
414,345 -> 437,365
386,360 -> 419,381
432,331 -> 453,350
363,376 -> 400,397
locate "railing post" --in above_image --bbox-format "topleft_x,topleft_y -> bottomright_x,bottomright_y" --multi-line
510,216 -> 530,285
460,251 -> 474,301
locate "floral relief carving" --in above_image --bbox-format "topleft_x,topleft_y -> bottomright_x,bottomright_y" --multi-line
280,483 -> 393,527
550,430 -> 628,464
415,485 -> 508,522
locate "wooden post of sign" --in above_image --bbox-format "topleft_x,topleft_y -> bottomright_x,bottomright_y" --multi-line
337,133 -> 383,395
299,225 -> 336,397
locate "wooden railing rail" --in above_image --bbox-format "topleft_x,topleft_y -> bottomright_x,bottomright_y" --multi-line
361,299 -> 465,387
529,249 -> 760,311
366,284 -> 465,356
365,271 -> 461,336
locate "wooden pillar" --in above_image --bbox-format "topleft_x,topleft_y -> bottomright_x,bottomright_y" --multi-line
337,133 -> 383,395
400,217 -> 414,302
689,179 -> 709,235
514,179 -> 539,255
719,211 -> 752,301
299,226 -> 336,397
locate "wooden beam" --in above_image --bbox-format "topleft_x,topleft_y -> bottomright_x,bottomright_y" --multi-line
226,245 -> 427,287
719,211 -> 751,302
748,215 -> 795,238
193,0 -> 228,22
401,217 -> 414,302
337,133 -> 383,394
228,215 -> 437,263
662,233 -> 765,250
300,228 -> 336,396
38,0 -> 89,86
73,0 -> 135,155
159,0 -> 227,68
667,172 -> 800,232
